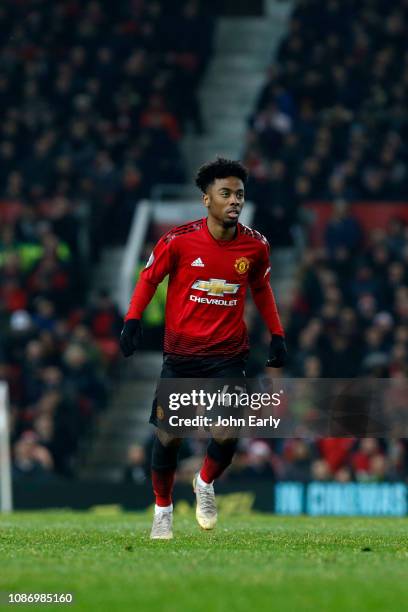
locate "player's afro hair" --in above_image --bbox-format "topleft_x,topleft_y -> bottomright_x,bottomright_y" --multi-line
195,157 -> 248,193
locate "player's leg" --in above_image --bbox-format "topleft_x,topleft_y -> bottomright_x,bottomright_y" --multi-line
200,436 -> 239,484
193,356 -> 246,529
194,437 -> 238,530
149,355 -> 184,539
150,429 -> 182,540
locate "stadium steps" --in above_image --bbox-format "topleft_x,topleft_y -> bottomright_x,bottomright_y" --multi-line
182,1 -> 293,175
79,352 -> 162,482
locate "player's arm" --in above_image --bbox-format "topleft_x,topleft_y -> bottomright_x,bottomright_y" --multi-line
120,235 -> 174,357
249,241 -> 287,368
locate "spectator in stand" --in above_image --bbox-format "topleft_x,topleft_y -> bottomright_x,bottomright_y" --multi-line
231,440 -> 276,480
123,445 -> 148,484
282,439 -> 314,481
62,343 -> 107,428
325,201 -> 363,258
12,431 -> 55,482
352,438 -> 385,481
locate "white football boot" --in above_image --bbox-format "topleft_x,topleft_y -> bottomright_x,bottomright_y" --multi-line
193,473 -> 217,530
150,508 -> 173,539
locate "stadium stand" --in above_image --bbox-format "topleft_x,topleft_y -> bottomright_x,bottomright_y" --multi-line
0,0 -> 214,478
242,0 -> 408,483
244,0 -> 408,245
2,0 -> 407,484
278,212 -> 408,482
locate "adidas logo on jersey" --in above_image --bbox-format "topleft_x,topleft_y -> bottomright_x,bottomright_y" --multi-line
191,257 -> 205,267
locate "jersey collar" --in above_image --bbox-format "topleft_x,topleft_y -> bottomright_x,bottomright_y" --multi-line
204,218 -> 241,246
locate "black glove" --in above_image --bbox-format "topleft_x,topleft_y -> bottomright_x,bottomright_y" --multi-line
120,319 -> 142,357
265,334 -> 287,368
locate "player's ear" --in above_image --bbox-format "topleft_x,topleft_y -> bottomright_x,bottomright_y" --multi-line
203,192 -> 210,208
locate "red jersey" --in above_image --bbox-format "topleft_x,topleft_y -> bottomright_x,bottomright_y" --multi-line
126,218 -> 284,357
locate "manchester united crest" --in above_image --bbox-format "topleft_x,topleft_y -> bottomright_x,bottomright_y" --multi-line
234,256 -> 250,275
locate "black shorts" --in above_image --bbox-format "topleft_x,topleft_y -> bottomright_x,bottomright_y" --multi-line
149,353 -> 248,427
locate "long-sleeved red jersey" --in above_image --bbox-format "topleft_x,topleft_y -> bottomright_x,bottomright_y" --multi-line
125,218 -> 284,357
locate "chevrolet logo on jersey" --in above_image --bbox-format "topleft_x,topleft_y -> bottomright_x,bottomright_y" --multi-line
192,279 -> 240,296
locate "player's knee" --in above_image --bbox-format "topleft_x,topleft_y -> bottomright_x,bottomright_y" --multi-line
156,429 -> 182,449
208,437 -> 238,467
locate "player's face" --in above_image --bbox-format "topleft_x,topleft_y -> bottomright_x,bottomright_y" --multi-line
203,177 -> 245,228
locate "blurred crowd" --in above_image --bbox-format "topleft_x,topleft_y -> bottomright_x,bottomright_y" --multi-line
287,206 -> 408,379
279,206 -> 408,482
0,0 -> 214,250
0,0 -> 214,480
2,287 -> 123,479
124,436 -> 408,485
245,0 -> 408,246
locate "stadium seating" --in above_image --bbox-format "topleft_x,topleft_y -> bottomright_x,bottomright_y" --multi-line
244,0 -> 408,245
0,0 -> 214,478
240,0 -> 408,482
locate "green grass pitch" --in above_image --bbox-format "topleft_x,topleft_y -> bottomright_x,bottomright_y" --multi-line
1,511 -> 407,611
